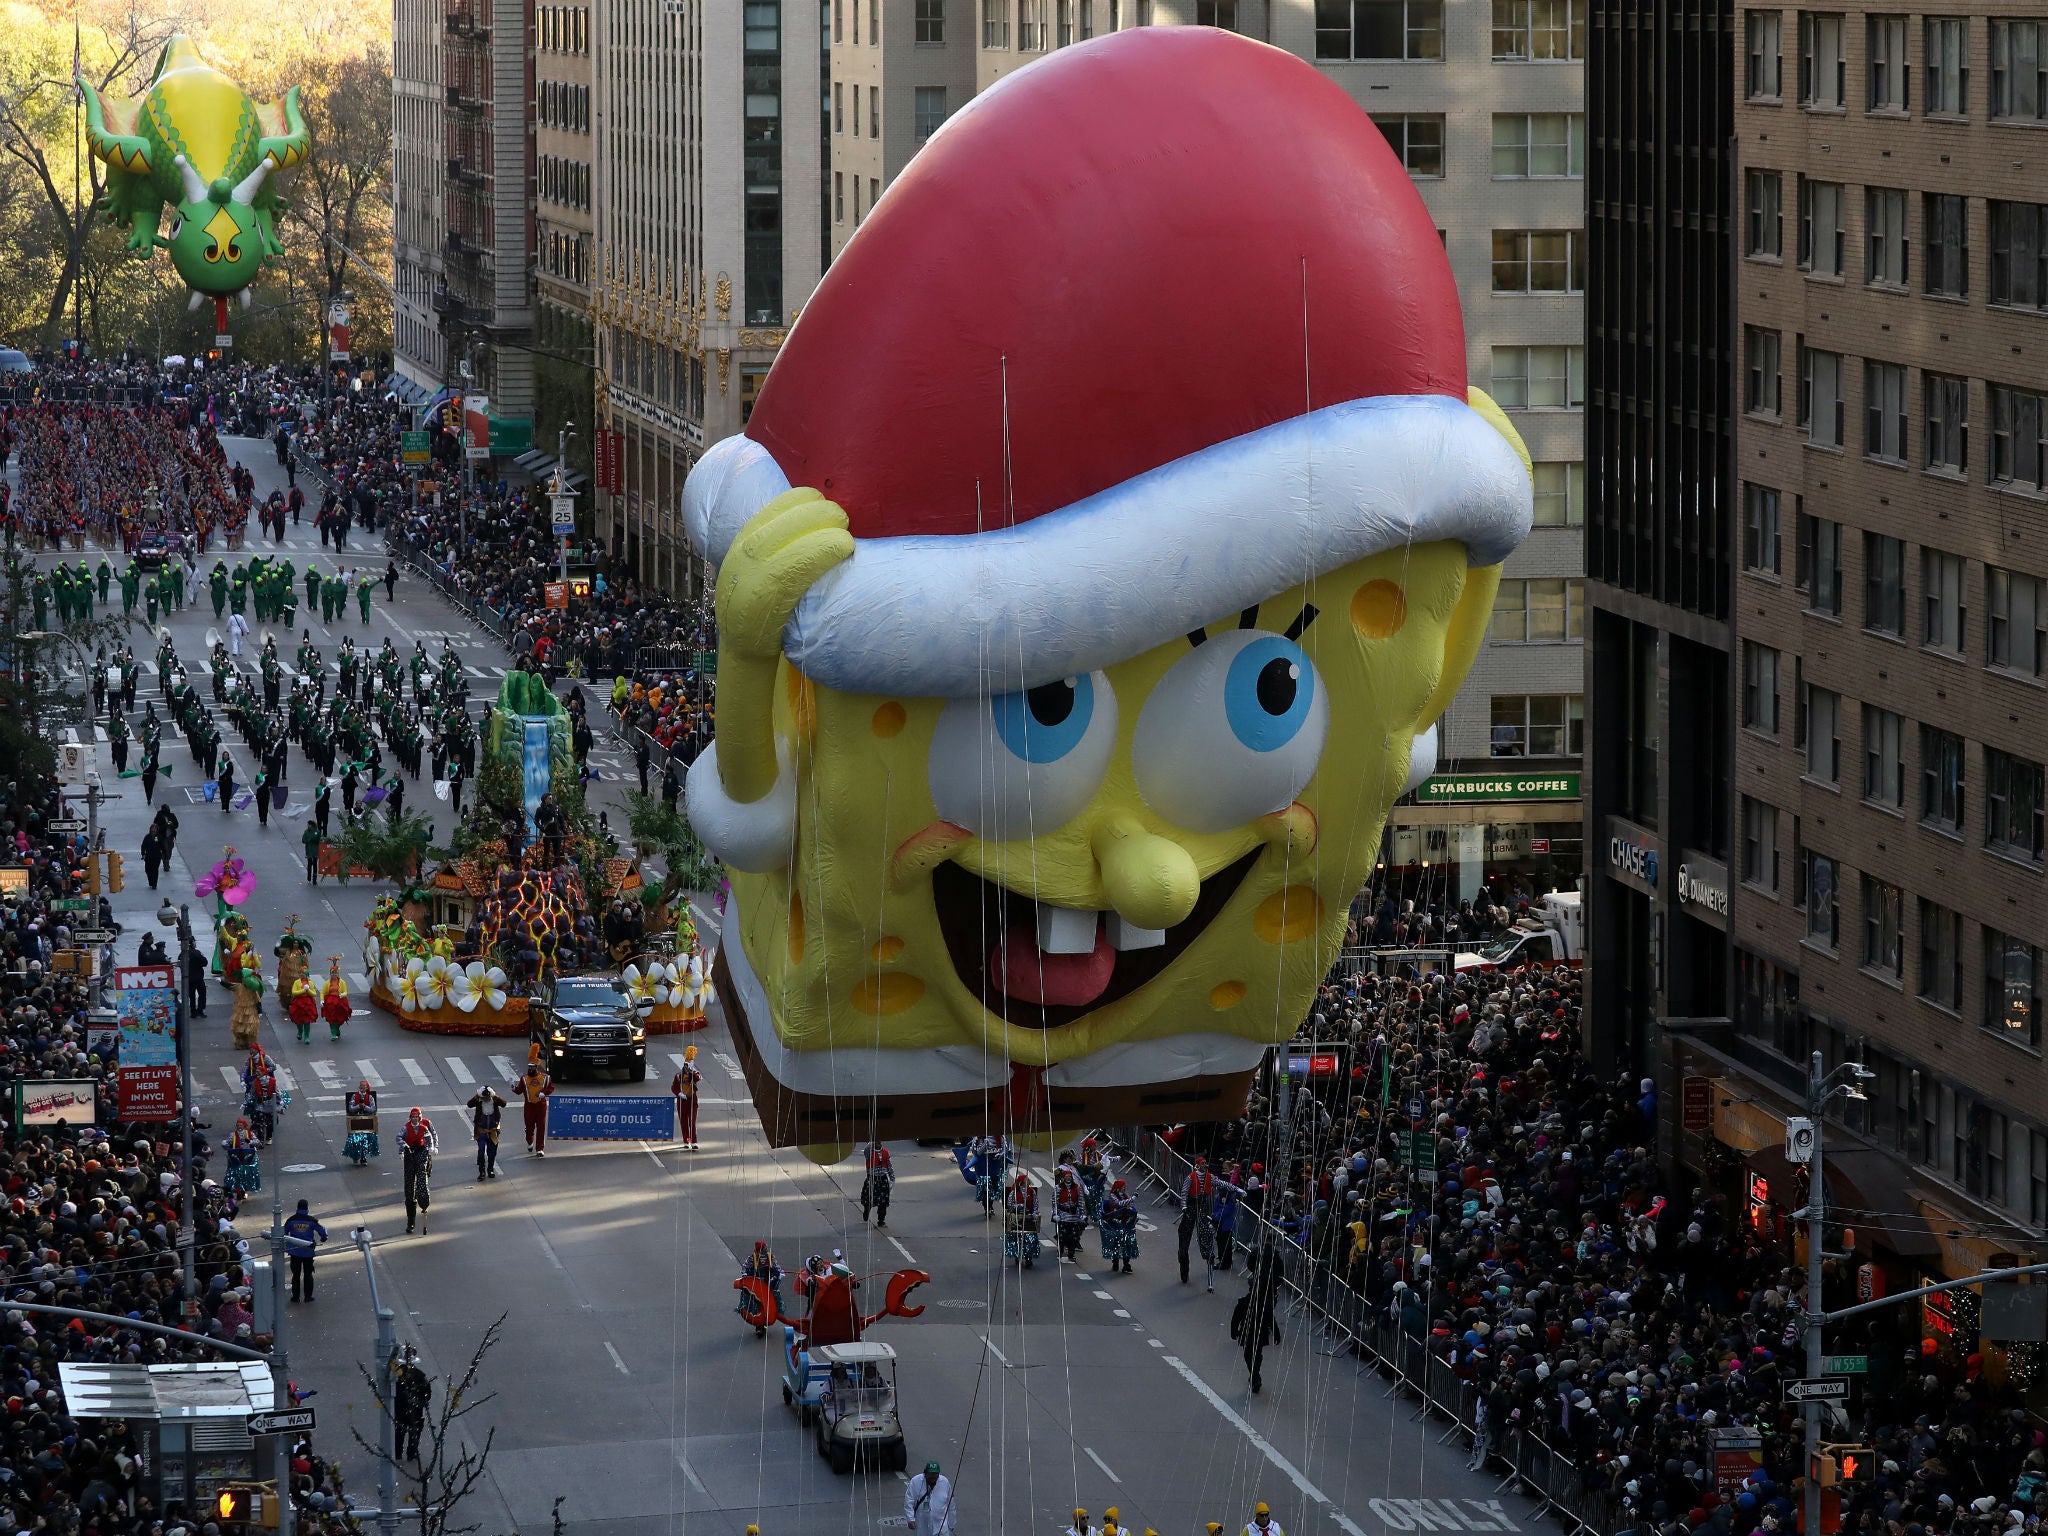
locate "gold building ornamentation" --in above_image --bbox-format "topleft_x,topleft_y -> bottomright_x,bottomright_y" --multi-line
735,329 -> 787,349
717,347 -> 731,394
714,274 -> 731,321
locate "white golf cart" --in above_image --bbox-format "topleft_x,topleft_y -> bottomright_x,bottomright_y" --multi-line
812,1341 -> 906,1474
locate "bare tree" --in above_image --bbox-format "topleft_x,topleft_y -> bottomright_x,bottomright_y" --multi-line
282,47 -> 392,306
352,1314 -> 506,1536
0,3 -> 176,345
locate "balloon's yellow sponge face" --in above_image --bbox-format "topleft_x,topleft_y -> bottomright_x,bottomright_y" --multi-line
732,539 -> 1497,1067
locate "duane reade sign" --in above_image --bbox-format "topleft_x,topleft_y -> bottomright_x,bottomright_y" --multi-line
1676,856 -> 1731,921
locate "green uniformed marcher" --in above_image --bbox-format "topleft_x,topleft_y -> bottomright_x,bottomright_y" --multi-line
230,564 -> 249,616
30,575 -> 48,631
157,564 -> 176,619
282,582 -> 299,627
96,558 -> 111,604
356,575 -> 373,625
324,574 -> 345,623
304,567 -> 321,616
210,562 -> 229,618
143,574 -> 160,627
76,561 -> 95,617
119,564 -> 140,615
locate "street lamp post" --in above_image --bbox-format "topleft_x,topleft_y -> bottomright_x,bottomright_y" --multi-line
1799,1053 -> 1875,1536
351,1226 -> 402,1536
157,899 -> 200,1325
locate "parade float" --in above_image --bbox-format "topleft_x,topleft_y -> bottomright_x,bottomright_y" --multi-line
358,672 -> 711,1035
192,851 -> 267,1048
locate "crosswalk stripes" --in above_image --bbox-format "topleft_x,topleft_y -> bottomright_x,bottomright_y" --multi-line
400,1058 -> 431,1085
445,1056 -> 474,1084
218,1066 -> 241,1093
711,1050 -> 744,1080
349,973 -> 373,995
308,1060 -> 342,1089
275,1068 -> 297,1093
355,1059 -> 385,1088
487,1054 -> 517,1079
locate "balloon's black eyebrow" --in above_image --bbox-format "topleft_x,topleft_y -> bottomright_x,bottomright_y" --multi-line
1238,605 -> 1263,631
1285,605 -> 1319,642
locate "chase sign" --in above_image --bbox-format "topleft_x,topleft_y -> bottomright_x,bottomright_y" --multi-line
1605,818 -> 1661,894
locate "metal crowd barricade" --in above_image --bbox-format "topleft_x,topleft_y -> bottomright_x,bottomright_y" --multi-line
1106,1126 -> 1613,1536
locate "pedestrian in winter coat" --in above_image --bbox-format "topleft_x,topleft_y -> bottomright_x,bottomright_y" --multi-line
467,1088 -> 505,1179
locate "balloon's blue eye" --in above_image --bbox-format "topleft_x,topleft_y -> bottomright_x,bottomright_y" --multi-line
1223,637 -> 1314,753
990,675 -> 1095,764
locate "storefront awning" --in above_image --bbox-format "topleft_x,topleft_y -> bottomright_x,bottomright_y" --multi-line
1745,1143 -> 1942,1260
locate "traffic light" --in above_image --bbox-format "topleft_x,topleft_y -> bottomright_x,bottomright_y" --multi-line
215,1486 -> 249,1524
1810,1453 -> 1839,1488
212,1482 -> 278,1528
1835,1447 -> 1874,1483
106,852 -> 124,894
82,856 -> 100,896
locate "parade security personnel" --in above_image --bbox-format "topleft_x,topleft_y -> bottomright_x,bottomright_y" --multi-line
283,1199 -> 329,1301
903,1462 -> 956,1536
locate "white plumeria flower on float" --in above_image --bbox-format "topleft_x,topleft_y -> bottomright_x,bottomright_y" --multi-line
454,961 -> 508,1013
399,957 -> 428,1013
622,962 -> 665,1010
676,954 -> 705,1010
419,955 -> 453,1009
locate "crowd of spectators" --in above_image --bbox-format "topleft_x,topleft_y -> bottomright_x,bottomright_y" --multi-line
1170,958 -> 2048,1536
0,772 -> 367,1536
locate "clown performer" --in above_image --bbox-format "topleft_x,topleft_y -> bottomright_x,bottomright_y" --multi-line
679,28 -> 1531,1156
1099,1176 -> 1139,1274
345,1078 -> 380,1166
225,1117 -> 261,1195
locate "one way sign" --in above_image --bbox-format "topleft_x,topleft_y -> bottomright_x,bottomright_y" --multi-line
1785,1379 -> 1850,1402
247,1409 -> 316,1435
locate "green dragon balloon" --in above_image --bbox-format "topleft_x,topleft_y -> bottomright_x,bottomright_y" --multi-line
78,35 -> 308,306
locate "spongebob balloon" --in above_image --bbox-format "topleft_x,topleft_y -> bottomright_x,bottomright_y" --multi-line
79,36 -> 306,308
681,28 -> 1533,1152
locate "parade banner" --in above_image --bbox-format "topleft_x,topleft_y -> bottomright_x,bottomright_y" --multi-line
113,964 -> 181,1121
545,1094 -> 672,1142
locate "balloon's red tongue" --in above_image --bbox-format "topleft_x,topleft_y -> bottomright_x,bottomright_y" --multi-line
990,922 -> 1114,1007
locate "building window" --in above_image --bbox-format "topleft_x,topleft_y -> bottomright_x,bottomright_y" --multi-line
1803,683 -> 1840,782
1925,17 -> 1969,116
835,0 -> 843,40
1986,746 -> 2047,862
1747,169 -> 1783,258
1491,112 -> 1584,177
1058,0 -> 1074,43
1863,532 -> 1906,636
869,86 -> 879,136
834,170 -> 844,222
1017,0 -> 1044,47
1861,874 -> 1903,977
1922,724 -> 1966,831
1983,928 -> 2044,1046
1745,326 -> 1782,417
1992,19 -> 2048,121
1989,200 -> 2048,312
1990,383 -> 2048,492
1530,461 -> 1585,525
1866,14 -> 1908,112
1196,0 -> 1235,25
916,0 -> 944,42
1744,482 -> 1782,574
1864,360 -> 1907,464
833,81 -> 843,132
871,0 -> 879,41
1922,549 -> 1967,656
1743,641 -> 1780,736
1490,345 -> 1584,409
1492,230 -> 1586,293
1924,372 -> 1969,476
1988,566 -> 2047,677
1919,899 -> 1964,1008
1490,0 -> 1583,60
913,86 -> 948,140
1922,194 -> 1969,300
1804,849 -> 1838,947
1862,704 -> 1904,807
1489,694 -> 1584,758
1797,341 -> 1843,448
1489,578 -> 1583,643
1798,510 -> 1844,615
1797,177 -> 1845,277
1798,11 -> 1846,108
1316,0 -> 1444,61
1373,113 -> 1446,177
981,0 -> 1007,47
1866,188 -> 1908,287
1742,795 -> 1780,891
1748,9 -> 1783,98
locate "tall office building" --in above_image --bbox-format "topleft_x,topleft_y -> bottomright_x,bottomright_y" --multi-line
389,0 -> 536,440
589,0 -> 827,593
391,0 -> 449,393
1583,0 -> 1737,1075
831,0 -> 1592,901
1718,3 -> 2048,1259
533,0 -> 595,480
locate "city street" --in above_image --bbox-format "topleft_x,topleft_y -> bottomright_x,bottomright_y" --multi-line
45,436 -> 1560,1536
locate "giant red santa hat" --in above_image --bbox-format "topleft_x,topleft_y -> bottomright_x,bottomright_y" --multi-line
684,26 -> 1529,699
